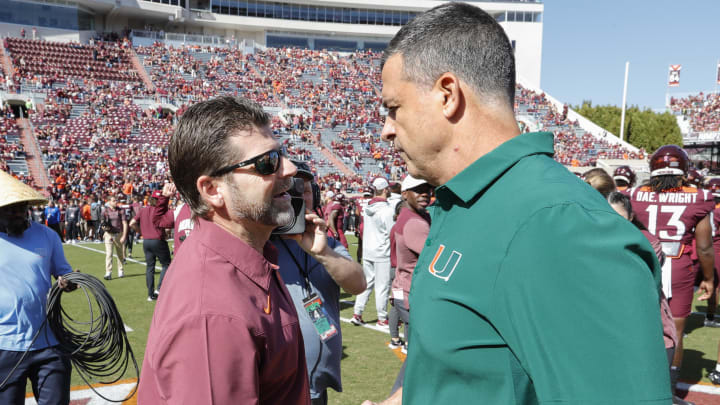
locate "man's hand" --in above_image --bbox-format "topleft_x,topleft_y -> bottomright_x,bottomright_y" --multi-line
285,213 -> 328,256
162,182 -> 176,197
57,270 -> 79,292
697,279 -> 714,301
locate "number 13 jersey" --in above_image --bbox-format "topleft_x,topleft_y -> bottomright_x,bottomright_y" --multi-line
629,186 -> 713,255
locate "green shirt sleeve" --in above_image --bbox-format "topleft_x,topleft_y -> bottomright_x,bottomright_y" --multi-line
493,203 -> 671,404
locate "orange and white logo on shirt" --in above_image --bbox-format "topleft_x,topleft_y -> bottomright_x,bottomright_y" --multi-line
428,244 -> 462,281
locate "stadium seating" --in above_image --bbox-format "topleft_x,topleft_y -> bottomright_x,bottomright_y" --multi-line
5,37 -> 140,83
670,93 -> 720,133
0,36 -> 642,197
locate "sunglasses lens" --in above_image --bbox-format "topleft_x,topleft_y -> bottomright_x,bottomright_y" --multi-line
256,151 -> 280,175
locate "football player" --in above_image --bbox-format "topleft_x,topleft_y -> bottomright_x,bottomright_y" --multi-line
686,168 -> 705,189
706,178 -> 720,386
703,178 -> 720,327
326,193 -> 348,248
629,145 -> 715,405
613,165 -> 636,192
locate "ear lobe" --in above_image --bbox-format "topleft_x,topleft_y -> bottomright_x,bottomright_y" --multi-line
197,175 -> 225,210
436,73 -> 461,119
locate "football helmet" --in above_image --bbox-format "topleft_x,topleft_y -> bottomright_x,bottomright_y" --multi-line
707,178 -> 720,197
613,165 -> 636,186
649,145 -> 689,177
686,168 -> 704,188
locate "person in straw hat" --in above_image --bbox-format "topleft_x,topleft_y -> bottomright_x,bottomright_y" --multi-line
0,170 -> 77,405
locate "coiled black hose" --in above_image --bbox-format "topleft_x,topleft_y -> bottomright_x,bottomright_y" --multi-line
0,272 -> 138,402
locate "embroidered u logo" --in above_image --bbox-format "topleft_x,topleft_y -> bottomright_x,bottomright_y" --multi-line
428,244 -> 462,281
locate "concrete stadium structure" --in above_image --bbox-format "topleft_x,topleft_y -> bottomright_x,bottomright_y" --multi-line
0,0 -> 544,88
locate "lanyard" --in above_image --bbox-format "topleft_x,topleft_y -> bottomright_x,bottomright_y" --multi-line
278,238 -> 313,299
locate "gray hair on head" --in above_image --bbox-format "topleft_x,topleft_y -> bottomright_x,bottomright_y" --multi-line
382,2 -> 516,110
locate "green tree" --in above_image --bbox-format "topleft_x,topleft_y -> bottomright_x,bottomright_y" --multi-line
572,102 -> 682,152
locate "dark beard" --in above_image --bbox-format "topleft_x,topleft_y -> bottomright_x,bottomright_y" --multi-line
0,217 -> 30,237
227,177 -> 294,227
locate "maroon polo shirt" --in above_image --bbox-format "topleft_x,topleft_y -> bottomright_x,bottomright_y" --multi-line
138,218 -> 310,405
133,204 -> 172,240
152,196 -> 191,253
391,207 -> 431,310
103,206 -> 126,234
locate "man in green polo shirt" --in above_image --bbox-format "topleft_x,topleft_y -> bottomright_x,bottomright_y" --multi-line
363,3 -> 671,404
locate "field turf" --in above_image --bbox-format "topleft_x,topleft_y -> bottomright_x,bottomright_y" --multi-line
31,235 -> 720,403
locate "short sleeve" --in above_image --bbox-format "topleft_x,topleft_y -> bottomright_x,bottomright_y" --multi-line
493,204 -> 670,403
328,237 -> 352,260
403,218 -> 430,255
49,228 -> 72,277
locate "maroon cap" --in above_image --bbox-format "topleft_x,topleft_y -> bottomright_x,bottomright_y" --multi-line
152,190 -> 162,199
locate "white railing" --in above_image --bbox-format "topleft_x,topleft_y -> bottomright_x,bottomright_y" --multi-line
130,30 -> 228,47
517,77 -> 640,153
684,131 -> 720,143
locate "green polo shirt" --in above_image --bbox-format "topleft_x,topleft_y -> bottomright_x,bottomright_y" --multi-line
403,132 -> 670,404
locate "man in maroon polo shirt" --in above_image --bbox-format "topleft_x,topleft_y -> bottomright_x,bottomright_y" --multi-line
138,96 -> 310,405
129,185 -> 175,302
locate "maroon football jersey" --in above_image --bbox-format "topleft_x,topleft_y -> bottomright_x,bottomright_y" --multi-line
712,203 -> 720,243
630,186 -> 714,251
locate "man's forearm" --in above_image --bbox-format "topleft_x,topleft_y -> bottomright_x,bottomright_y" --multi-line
698,249 -> 715,281
313,247 -> 366,294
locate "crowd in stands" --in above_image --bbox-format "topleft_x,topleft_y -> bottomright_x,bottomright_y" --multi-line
670,92 -> 720,133
0,35 -> 648,200
516,85 -> 644,166
0,103 -> 24,161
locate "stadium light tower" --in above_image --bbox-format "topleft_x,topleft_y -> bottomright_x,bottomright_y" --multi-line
619,61 -> 629,142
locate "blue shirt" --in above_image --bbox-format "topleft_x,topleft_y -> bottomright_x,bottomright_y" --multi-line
273,237 -> 349,398
44,206 -> 61,225
0,222 -> 72,350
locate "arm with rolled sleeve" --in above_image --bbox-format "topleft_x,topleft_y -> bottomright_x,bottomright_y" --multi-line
147,314 -> 261,405
152,196 -> 175,229
493,203 -> 670,404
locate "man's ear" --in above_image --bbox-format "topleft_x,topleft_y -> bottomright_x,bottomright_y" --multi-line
197,175 -> 225,210
435,72 -> 463,120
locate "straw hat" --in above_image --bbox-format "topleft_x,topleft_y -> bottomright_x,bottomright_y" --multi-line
0,170 -> 48,208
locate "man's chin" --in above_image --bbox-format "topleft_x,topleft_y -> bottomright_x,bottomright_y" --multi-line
271,207 -> 296,227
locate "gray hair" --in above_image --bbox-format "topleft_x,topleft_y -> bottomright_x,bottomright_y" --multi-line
168,96 -> 270,219
382,2 -> 516,109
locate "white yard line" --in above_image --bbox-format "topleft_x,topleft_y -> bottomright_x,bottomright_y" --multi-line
70,242 -> 162,269
677,381 -> 720,396
25,380 -> 138,404
339,299 -> 404,337
66,243 -> 149,333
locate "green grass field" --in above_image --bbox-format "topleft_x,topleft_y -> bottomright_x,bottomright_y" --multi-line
46,234 -> 720,403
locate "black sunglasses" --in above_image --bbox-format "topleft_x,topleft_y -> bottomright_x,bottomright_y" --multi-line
211,149 -> 282,177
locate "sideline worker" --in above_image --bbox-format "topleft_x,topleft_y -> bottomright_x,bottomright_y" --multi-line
129,184 -> 176,302
0,170 -> 77,405
272,161 -> 365,405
